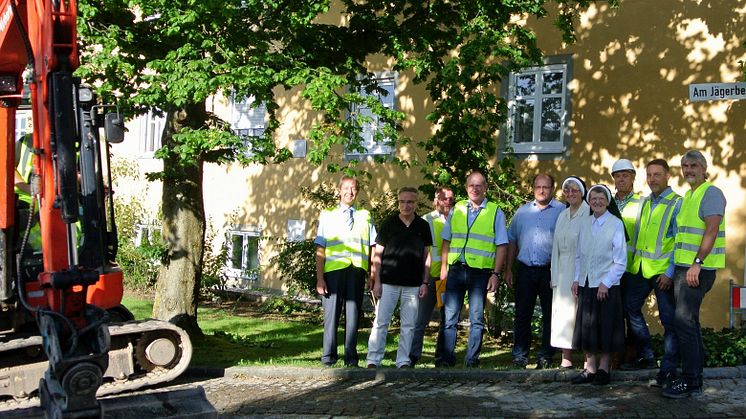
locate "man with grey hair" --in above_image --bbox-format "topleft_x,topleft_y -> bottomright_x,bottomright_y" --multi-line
366,186 -> 432,368
662,150 -> 726,398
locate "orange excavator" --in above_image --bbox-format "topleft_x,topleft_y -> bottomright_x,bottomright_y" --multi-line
0,1 -> 192,417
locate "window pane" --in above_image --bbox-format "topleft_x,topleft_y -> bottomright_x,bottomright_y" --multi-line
542,71 -> 564,95
246,237 -> 259,270
516,74 -> 536,97
230,235 -> 243,270
540,98 -> 562,143
513,100 -> 535,143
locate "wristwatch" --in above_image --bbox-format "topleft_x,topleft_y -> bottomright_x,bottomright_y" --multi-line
491,271 -> 501,278
693,257 -> 704,265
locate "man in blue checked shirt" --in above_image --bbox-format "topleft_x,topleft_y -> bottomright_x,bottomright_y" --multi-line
505,174 -> 564,369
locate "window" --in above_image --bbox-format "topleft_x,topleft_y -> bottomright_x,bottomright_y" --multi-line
226,229 -> 261,281
15,111 -> 30,142
134,223 -> 161,247
230,94 -> 266,154
138,110 -> 165,157
506,59 -> 571,155
346,74 -> 396,158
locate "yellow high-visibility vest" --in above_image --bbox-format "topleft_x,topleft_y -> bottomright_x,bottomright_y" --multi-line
322,207 -> 372,273
447,201 -> 497,269
620,192 -> 643,271
673,182 -> 725,269
630,190 -> 681,278
423,210 -> 445,277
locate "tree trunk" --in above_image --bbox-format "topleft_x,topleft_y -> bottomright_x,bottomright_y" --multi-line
152,104 -> 207,338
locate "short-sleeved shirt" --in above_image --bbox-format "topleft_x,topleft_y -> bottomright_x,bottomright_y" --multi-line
314,204 -> 377,248
441,199 -> 509,246
507,199 -> 564,267
670,184 -> 727,271
377,214 -> 433,287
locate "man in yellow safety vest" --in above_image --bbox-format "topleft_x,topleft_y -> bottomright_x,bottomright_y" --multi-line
623,159 -> 681,388
662,150 -> 726,399
315,176 -> 377,367
439,170 -> 508,367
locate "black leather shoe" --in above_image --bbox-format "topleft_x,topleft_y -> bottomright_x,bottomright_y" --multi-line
620,357 -> 657,370
649,371 -> 676,388
662,378 -> 702,399
535,358 -> 552,370
513,357 -> 528,368
570,369 -> 596,384
592,369 -> 610,385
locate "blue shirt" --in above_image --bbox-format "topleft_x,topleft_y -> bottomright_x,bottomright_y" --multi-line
441,199 -> 509,263
508,198 -> 564,267
314,204 -> 377,247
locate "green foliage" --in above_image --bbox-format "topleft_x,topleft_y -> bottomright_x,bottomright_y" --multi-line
702,328 -> 746,367
272,239 -> 317,297
201,220 -> 231,293
259,296 -> 320,316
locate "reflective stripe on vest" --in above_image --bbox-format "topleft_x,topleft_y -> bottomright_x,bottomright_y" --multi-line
630,190 -> 681,277
15,140 -> 33,205
447,201 -> 498,269
424,211 -> 445,277
620,193 -> 643,271
323,208 -> 372,272
673,182 -> 726,269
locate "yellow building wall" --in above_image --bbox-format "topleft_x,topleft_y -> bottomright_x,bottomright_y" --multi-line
516,0 -> 746,329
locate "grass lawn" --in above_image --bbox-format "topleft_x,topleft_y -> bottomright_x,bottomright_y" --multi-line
121,294 -> 518,369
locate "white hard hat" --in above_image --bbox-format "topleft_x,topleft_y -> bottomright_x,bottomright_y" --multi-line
611,159 -> 635,174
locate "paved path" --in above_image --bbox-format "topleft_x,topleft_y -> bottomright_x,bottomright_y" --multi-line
5,366 -> 746,418
190,366 -> 746,418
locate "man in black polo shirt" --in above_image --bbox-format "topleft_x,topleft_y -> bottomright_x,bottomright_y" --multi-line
366,186 -> 433,368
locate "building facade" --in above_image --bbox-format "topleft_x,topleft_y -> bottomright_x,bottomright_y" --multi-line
112,0 -> 745,328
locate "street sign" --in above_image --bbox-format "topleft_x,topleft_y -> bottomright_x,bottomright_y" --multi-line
689,82 -> 746,102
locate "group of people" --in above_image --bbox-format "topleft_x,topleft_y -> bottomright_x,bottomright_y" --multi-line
313,149 -> 725,400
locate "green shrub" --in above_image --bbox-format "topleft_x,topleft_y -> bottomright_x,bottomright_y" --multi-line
651,327 -> 746,367
272,239 -> 316,297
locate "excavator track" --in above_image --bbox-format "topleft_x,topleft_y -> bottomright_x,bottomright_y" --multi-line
0,319 -> 192,404
99,319 -> 193,396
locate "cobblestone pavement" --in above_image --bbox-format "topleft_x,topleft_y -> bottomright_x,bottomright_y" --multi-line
4,367 -> 746,418
189,366 -> 746,418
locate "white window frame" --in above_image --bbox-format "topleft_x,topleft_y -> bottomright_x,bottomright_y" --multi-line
506,62 -> 569,155
15,111 -> 31,142
138,110 -> 165,157
345,73 -> 397,159
134,223 -> 162,247
230,93 -> 267,156
225,228 -> 261,281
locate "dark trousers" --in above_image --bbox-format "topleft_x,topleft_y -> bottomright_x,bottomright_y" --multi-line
673,266 -> 715,385
320,266 -> 365,366
623,271 -> 678,372
512,262 -> 554,361
410,278 -> 446,365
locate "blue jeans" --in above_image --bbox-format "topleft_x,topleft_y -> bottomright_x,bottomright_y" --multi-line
623,272 -> 679,373
673,266 -> 715,385
410,279 -> 445,365
512,263 -> 554,361
442,264 -> 490,367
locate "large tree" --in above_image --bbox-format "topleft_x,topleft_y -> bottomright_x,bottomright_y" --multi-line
77,0 -> 612,335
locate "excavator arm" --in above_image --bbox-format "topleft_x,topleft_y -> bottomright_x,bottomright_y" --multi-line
1,3 -> 193,417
